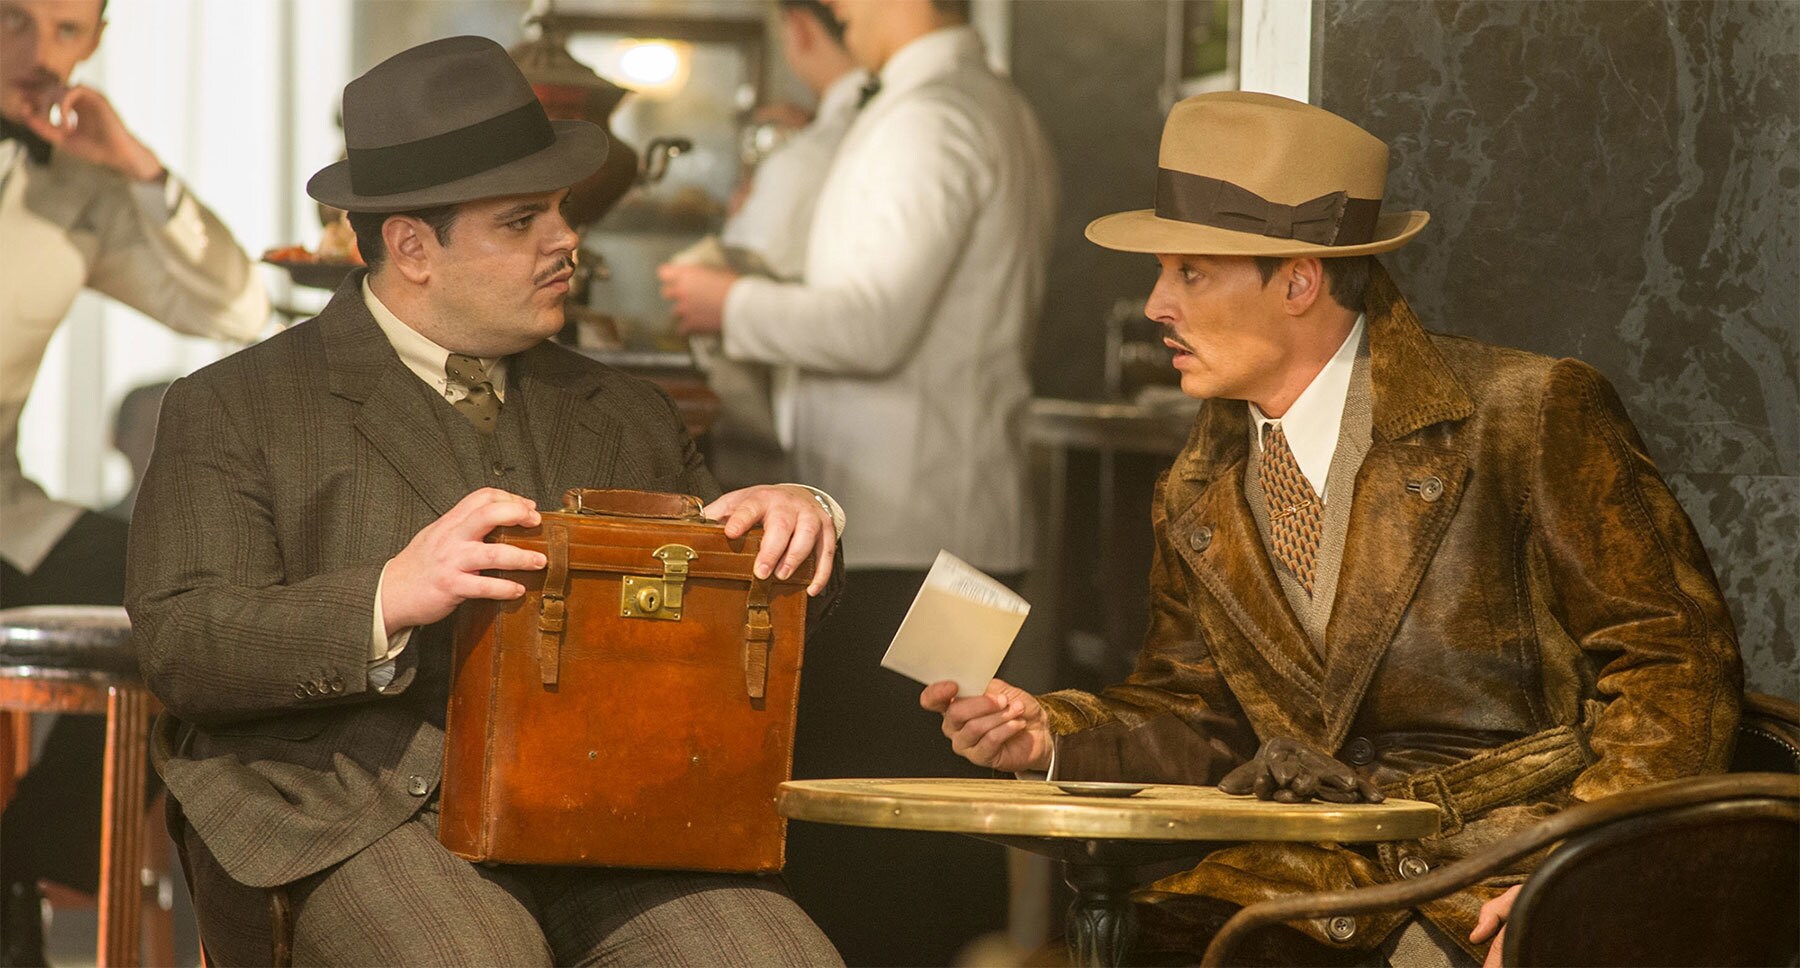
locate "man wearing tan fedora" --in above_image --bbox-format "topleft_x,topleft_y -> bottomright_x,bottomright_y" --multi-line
924,92 -> 1740,966
125,36 -> 842,965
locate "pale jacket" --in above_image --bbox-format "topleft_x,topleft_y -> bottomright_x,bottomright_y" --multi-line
723,25 -> 1058,572
0,140 -> 267,572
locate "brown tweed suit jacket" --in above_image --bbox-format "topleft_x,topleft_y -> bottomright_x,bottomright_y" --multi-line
1045,266 -> 1743,959
125,274 -> 722,889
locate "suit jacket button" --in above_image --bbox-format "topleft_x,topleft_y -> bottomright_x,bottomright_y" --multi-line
301,682 -> 317,697
294,685 -> 308,699
407,774 -> 429,796
1342,736 -> 1375,766
1188,527 -> 1213,552
1326,916 -> 1356,942
1398,855 -> 1430,879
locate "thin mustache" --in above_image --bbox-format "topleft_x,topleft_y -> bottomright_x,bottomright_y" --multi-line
1160,325 -> 1195,354
534,256 -> 574,286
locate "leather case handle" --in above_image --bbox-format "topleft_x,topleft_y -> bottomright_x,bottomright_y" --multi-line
562,488 -> 706,521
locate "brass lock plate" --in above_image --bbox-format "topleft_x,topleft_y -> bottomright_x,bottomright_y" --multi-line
620,544 -> 697,621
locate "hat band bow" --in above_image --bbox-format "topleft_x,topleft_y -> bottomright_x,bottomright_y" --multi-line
348,100 -> 555,198
1154,168 -> 1383,246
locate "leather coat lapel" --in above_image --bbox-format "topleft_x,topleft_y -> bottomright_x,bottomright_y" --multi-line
1317,443 -> 1467,748
1168,400 -> 1326,743
319,276 -> 467,517
1313,264 -> 1477,748
513,342 -> 624,498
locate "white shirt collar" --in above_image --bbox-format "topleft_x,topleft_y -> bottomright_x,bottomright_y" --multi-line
1250,314 -> 1365,500
817,68 -> 870,123
876,25 -> 984,99
362,277 -> 507,401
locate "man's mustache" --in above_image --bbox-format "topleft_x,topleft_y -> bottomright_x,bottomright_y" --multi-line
1160,325 -> 1195,354
533,255 -> 574,286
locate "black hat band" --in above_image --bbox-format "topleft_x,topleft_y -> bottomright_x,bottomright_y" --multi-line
348,100 -> 555,198
1155,168 -> 1383,246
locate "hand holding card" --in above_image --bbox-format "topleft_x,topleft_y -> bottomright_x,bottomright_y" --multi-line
880,550 -> 1030,696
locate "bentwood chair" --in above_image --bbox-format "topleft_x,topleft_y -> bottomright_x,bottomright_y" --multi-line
1201,693 -> 1800,967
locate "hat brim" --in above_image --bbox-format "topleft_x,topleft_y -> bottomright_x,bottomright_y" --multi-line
1085,208 -> 1428,258
307,119 -> 609,212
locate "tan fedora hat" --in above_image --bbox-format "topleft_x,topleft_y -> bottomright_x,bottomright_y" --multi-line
308,36 -> 608,212
1086,91 -> 1427,257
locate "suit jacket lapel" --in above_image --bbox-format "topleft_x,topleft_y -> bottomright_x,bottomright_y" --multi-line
513,342 -> 625,498
319,275 -> 467,517
1167,400 -> 1327,743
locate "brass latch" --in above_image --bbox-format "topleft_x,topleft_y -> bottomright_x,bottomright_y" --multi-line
621,544 -> 697,621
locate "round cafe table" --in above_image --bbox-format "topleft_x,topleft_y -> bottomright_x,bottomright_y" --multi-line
779,778 -> 1440,967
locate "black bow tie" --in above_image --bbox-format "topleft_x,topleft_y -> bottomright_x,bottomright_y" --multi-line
0,117 -> 52,165
856,76 -> 883,109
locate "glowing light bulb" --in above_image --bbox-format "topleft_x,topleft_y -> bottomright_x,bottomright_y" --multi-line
618,41 -> 680,88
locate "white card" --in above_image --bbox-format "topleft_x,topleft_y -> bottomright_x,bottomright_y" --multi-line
879,550 -> 1031,697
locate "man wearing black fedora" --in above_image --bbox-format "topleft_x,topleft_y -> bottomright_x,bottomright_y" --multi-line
125,36 -> 842,965
924,92 -> 1740,965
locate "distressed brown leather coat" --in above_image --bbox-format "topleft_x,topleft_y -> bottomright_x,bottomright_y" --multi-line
1043,268 -> 1742,961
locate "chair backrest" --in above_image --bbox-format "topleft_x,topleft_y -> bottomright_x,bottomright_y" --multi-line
1733,692 -> 1800,774
1505,789 -> 1799,967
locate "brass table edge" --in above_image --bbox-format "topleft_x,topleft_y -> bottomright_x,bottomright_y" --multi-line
777,782 -> 1441,843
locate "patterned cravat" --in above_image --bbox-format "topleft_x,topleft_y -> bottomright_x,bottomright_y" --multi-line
1260,423 -> 1322,595
445,353 -> 499,434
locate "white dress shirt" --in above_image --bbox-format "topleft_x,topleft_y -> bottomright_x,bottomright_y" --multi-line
722,68 -> 869,281
722,25 -> 1058,573
1249,315 -> 1366,501
0,139 -> 268,573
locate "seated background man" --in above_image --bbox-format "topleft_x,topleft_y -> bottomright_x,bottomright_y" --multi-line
126,36 -> 841,966
926,92 -> 1742,967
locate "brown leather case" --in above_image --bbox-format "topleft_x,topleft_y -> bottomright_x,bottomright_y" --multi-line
439,488 -> 813,871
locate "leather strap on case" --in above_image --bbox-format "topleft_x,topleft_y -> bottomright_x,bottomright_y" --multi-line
538,523 -> 570,686
742,576 -> 773,701
563,488 -> 705,520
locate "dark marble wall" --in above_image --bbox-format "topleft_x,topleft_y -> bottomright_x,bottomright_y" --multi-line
1315,0 -> 1799,700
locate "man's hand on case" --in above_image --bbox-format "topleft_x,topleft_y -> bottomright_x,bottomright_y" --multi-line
381,488 -> 544,635
1218,736 -> 1384,804
704,484 -> 835,596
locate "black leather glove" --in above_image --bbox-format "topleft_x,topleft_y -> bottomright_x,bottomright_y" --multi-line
1218,736 -> 1384,804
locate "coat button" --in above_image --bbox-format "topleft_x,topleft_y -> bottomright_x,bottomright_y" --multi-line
294,685 -> 308,699
301,681 -> 317,697
1415,476 -> 1444,502
1398,855 -> 1430,879
491,461 -> 505,477
1189,527 -> 1213,552
407,774 -> 429,796
1342,736 -> 1375,766
1326,916 -> 1357,942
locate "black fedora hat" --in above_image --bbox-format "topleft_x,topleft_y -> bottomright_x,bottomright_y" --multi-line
307,35 -> 608,212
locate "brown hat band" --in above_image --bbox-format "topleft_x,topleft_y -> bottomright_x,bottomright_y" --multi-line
349,100 -> 555,198
1154,168 -> 1384,247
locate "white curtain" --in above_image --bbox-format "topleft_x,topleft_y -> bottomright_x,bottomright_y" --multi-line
18,0 -> 351,506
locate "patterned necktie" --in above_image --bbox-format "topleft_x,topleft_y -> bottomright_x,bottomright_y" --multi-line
1260,423 -> 1322,595
445,354 -> 499,434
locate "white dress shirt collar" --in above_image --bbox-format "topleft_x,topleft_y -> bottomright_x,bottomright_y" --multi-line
1250,314 -> 1365,500
817,68 -> 869,122
876,24 -> 985,98
362,277 -> 507,402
